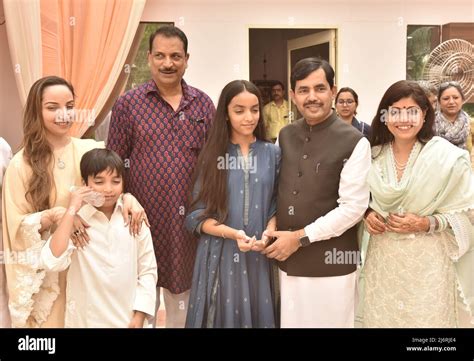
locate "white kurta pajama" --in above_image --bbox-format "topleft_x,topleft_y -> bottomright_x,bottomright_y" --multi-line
280,138 -> 371,328
40,197 -> 157,328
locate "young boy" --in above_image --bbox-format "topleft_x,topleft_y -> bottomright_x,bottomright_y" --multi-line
40,148 -> 157,328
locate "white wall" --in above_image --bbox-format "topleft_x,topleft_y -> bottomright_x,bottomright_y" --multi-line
0,0 -> 472,149
141,0 -> 474,124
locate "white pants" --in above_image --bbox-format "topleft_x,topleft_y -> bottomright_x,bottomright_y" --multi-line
280,269 -> 357,328
151,287 -> 190,328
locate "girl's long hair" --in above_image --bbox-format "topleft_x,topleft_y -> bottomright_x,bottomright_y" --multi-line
189,80 -> 267,224
22,76 -> 75,211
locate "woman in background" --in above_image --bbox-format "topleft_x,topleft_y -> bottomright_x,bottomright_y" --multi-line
335,87 -> 371,138
435,81 -> 470,151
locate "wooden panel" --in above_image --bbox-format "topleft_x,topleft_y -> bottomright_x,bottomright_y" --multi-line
442,23 -> 474,43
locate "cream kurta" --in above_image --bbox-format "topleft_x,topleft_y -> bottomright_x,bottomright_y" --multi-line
2,138 -> 103,327
40,198 -> 157,328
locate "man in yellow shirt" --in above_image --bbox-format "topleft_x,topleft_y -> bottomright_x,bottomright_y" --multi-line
263,81 -> 290,142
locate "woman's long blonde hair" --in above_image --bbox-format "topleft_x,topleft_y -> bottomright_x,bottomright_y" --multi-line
22,76 -> 75,211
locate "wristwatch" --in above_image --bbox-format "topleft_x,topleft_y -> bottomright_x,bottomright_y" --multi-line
299,234 -> 311,247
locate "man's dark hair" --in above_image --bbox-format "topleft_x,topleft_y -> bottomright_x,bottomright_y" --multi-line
290,57 -> 334,91
80,148 -> 125,185
149,25 -> 188,53
272,80 -> 285,91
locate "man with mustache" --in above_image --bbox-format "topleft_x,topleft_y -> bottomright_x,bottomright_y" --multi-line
263,58 -> 371,327
263,81 -> 290,143
108,25 -> 215,328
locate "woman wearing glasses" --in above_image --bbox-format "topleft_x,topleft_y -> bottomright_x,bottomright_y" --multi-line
358,80 -> 473,327
335,87 -> 371,138
435,81 -> 471,151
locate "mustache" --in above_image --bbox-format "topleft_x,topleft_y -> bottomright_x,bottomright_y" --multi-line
303,101 -> 321,107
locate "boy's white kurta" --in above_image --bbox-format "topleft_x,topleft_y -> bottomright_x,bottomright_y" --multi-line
40,196 -> 157,328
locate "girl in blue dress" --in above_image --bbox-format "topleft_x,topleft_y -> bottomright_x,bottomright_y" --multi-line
185,80 -> 280,328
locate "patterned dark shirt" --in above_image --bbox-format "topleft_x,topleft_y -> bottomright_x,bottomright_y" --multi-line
108,79 -> 215,293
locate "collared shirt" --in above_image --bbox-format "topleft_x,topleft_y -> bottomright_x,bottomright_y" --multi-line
108,79 -> 215,293
40,196 -> 158,328
263,100 -> 290,140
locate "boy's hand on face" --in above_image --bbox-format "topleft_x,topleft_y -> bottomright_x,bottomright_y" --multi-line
128,311 -> 146,328
69,186 -> 95,213
68,186 -> 93,249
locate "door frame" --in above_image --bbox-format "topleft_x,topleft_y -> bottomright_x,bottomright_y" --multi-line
287,30 -> 337,121
247,25 -> 338,121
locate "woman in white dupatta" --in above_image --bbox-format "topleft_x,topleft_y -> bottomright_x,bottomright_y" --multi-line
359,80 -> 473,328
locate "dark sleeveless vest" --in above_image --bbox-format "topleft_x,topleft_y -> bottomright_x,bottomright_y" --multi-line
277,111 -> 363,277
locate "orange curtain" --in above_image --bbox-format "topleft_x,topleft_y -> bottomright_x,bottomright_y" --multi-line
40,0 -> 146,136
3,0 -> 43,105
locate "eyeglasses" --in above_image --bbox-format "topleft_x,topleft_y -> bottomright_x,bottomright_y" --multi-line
336,99 -> 355,105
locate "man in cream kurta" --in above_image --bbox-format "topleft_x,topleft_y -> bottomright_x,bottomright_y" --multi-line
40,196 -> 157,327
264,58 -> 370,328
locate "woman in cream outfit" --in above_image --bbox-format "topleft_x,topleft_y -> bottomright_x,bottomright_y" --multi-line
2,76 -> 147,328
